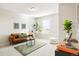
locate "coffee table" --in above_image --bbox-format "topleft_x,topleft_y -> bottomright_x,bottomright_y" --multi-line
26,39 -> 35,46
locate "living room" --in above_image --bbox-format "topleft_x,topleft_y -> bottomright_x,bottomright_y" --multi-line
0,3 -> 59,56
0,3 -> 79,56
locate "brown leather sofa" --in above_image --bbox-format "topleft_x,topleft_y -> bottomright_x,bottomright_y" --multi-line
9,33 -> 34,45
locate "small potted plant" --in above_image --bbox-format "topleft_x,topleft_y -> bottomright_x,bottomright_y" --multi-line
63,19 -> 73,42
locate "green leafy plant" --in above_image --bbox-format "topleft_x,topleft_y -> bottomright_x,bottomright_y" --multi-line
63,19 -> 73,34
33,22 -> 42,32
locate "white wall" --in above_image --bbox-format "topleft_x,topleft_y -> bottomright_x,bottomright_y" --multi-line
59,3 -> 77,41
0,8 -> 35,46
35,14 -> 59,40
77,4 -> 79,24
77,3 -> 79,41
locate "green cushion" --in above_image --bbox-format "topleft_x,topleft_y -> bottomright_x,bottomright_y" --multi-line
18,33 -> 27,38
22,33 -> 27,37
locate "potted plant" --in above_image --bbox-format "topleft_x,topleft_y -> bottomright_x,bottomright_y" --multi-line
63,19 -> 73,42
33,21 -> 42,33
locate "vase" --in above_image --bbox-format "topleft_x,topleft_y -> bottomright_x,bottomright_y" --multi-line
66,33 -> 70,42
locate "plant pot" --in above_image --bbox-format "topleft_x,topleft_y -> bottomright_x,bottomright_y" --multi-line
66,33 -> 70,41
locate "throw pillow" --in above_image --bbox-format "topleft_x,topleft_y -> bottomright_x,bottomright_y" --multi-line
18,33 -> 27,38
22,33 -> 27,37
18,34 -> 23,38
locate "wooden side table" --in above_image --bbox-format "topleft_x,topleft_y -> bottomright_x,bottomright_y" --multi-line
55,49 -> 79,56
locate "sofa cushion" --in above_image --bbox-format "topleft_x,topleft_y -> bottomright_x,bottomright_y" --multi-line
11,34 -> 19,39
23,33 -> 28,37
18,33 -> 27,38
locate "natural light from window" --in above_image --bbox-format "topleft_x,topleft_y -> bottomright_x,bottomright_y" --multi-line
42,20 -> 51,33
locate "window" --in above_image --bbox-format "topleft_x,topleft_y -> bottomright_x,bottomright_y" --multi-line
42,20 -> 50,31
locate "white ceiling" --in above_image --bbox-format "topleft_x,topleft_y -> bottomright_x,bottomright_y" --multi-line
0,3 -> 59,17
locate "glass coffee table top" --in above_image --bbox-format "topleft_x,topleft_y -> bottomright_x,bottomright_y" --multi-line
26,39 -> 35,46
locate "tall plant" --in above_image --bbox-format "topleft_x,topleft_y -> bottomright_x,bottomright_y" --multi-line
63,19 -> 73,34
33,21 -> 42,32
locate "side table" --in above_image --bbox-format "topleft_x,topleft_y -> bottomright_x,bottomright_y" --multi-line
55,49 -> 79,56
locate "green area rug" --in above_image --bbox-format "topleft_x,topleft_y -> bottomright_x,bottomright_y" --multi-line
14,40 -> 46,56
